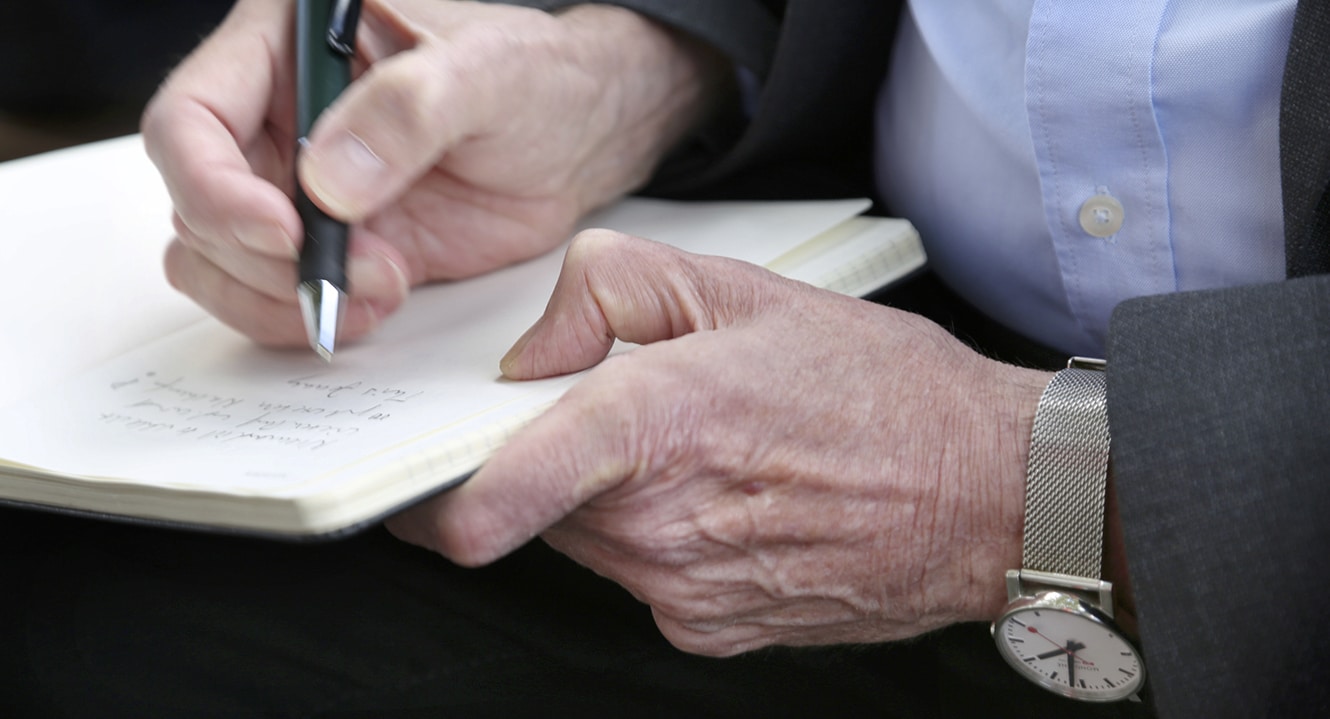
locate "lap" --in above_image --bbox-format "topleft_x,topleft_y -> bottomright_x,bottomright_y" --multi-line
0,276 -> 1151,717
0,507 -> 930,718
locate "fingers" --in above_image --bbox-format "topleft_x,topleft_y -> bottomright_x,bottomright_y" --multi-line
148,114 -> 300,263
142,0 -> 301,263
143,0 -> 429,346
499,229 -> 771,379
140,0 -> 311,345
386,362 -> 655,565
386,232 -> 785,564
651,609 -> 878,658
295,45 -> 461,221
298,2 -> 539,221
169,210 -> 410,304
163,228 -> 409,347
163,238 -> 306,346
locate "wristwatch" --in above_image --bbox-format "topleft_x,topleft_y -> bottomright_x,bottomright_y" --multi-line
991,357 -> 1146,702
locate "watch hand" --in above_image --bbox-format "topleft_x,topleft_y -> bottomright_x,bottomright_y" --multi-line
1028,628 -> 1097,666
1065,640 -> 1093,667
1067,648 -> 1077,687
1029,628 -> 1067,652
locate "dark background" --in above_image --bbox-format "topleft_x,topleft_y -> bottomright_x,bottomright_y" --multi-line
0,1 -> 235,160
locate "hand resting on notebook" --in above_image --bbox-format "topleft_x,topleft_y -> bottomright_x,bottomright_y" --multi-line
385,230 -> 1052,655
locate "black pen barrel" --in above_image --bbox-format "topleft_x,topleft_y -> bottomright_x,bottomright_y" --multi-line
296,191 -> 349,288
295,0 -> 351,137
295,0 -> 352,291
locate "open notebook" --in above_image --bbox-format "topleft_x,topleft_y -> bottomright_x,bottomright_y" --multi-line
0,135 -> 925,538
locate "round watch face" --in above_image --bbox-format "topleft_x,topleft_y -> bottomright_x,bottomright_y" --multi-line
993,591 -> 1145,702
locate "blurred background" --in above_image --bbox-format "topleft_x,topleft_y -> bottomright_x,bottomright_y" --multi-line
0,1 -> 235,161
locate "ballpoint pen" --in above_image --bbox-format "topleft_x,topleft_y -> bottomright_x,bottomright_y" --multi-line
295,0 -> 362,362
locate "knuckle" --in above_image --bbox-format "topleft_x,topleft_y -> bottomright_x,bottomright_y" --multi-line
244,308 -> 306,349
138,84 -> 190,151
566,228 -> 634,264
171,214 -> 207,252
161,241 -> 194,294
138,94 -> 170,146
654,616 -> 735,658
652,596 -> 709,626
692,503 -> 760,548
564,231 -> 639,293
366,61 -> 441,144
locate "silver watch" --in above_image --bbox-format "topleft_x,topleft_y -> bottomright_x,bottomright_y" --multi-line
991,357 -> 1146,702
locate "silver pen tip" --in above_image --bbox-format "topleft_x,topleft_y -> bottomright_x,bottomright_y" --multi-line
297,279 -> 346,362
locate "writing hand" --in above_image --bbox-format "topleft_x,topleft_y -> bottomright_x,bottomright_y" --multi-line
142,0 -> 727,347
386,231 -> 1052,656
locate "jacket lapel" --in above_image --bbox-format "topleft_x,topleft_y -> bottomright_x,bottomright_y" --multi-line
1280,0 -> 1330,276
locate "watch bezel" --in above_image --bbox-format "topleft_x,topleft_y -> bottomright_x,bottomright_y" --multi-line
993,590 -> 1146,702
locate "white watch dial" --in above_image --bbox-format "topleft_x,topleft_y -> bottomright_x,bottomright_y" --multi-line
993,591 -> 1145,702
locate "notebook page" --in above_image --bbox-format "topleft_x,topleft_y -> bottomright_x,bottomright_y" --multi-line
0,136 -> 205,408
0,188 -> 867,495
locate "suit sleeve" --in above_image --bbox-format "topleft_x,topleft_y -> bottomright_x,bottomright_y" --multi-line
484,0 -> 899,200
481,0 -> 783,79
1106,274 -> 1330,717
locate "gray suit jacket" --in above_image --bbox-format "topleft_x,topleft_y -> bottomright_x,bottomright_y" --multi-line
507,1 -> 1330,716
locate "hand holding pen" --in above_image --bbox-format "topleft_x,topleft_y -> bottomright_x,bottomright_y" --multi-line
141,0 -> 728,349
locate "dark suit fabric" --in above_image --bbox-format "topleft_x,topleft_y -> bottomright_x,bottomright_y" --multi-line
1281,0 -> 1330,276
1110,279 -> 1330,717
520,0 -> 1330,715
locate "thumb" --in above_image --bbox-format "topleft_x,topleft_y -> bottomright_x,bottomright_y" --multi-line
388,230 -> 776,565
499,229 -> 763,380
296,39 -> 493,221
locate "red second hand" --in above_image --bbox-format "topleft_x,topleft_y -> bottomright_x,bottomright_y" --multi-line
1027,626 -> 1096,666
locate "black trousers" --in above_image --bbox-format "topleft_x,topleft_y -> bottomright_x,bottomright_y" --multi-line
0,275 -> 1153,719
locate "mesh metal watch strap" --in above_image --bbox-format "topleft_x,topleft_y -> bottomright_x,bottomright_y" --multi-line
1020,358 -> 1110,579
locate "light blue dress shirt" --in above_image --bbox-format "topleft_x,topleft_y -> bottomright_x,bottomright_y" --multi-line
875,0 -> 1295,355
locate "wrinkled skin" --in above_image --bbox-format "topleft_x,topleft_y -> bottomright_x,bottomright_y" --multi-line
386,231 -> 1050,656
142,0 -> 1093,658
142,0 -> 722,345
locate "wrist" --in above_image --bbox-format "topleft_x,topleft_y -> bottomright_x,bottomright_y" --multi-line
961,361 -> 1051,621
555,5 -> 734,206
990,358 -> 1147,702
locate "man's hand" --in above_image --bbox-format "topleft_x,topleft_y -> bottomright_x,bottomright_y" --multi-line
141,0 -> 727,346
387,230 -> 1052,656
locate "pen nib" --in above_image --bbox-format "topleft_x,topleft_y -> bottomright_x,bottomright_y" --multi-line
297,279 -> 345,362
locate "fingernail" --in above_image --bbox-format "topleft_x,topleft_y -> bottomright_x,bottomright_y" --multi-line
500,319 -> 542,376
233,220 -> 296,258
301,131 -> 385,218
348,249 -> 409,302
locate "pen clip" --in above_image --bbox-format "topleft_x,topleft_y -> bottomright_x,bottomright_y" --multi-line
326,0 -> 362,56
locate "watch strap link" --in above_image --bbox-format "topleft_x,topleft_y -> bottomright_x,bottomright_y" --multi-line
1020,358 -> 1110,580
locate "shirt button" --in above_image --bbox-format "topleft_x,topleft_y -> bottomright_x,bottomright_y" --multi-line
1078,193 -> 1124,238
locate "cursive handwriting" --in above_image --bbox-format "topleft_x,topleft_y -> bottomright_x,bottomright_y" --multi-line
100,370 -> 426,452
285,375 -> 424,403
